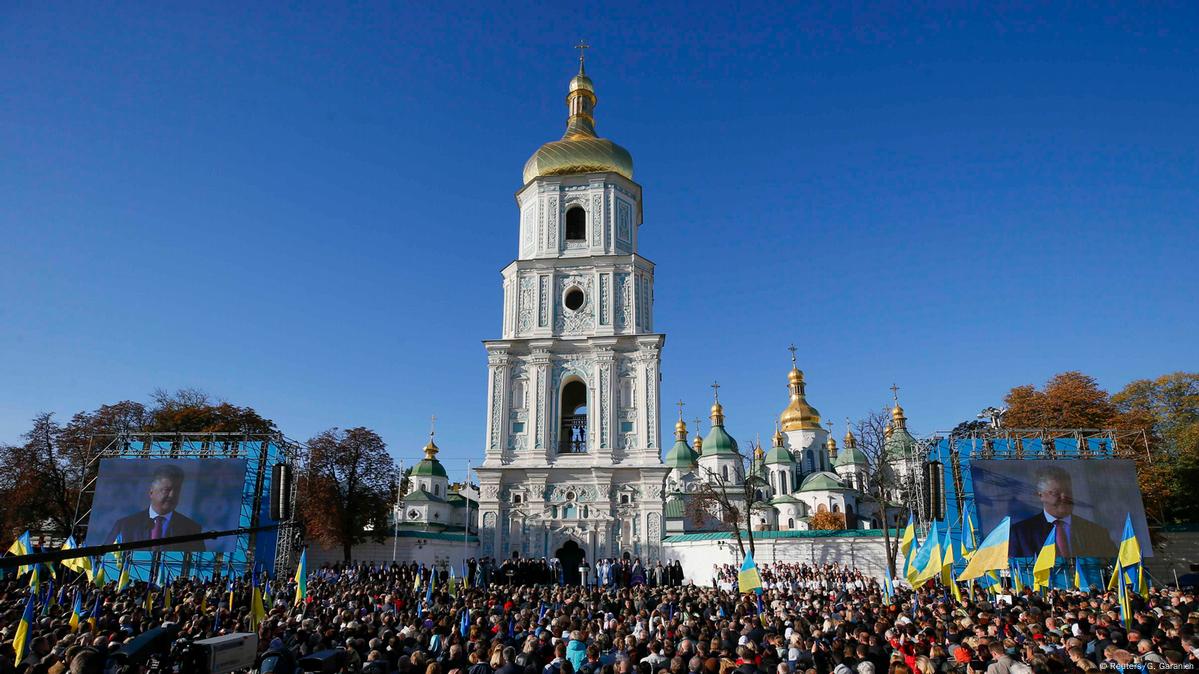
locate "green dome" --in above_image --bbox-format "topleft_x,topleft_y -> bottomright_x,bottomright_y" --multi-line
664,439 -> 698,469
799,471 -> 848,492
834,445 -> 869,467
702,424 -> 739,456
763,444 -> 794,465
411,458 -> 447,478
885,427 -> 918,461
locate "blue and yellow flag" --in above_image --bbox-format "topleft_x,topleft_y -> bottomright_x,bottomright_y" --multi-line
1074,558 -> 1090,592
69,591 -> 83,631
1118,513 -> 1142,569
1011,560 -> 1024,593
1033,529 -> 1056,590
116,557 -> 132,592
293,548 -> 308,606
61,537 -> 92,577
7,531 -> 33,576
14,592 -> 35,665
941,527 -> 961,601
958,516 -> 1010,581
249,575 -> 266,630
1115,561 -> 1132,626
737,551 -> 763,594
900,514 -> 916,578
882,567 -> 895,605
910,521 -> 942,588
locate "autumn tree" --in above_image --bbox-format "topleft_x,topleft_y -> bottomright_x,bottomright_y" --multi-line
853,408 -> 908,576
145,388 -> 276,434
1003,371 -> 1117,429
0,413 -> 84,539
298,427 -> 396,561
1113,373 -> 1199,522
684,440 -> 769,560
809,510 -> 846,530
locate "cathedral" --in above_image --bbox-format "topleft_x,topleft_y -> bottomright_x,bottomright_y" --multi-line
397,54 -> 919,572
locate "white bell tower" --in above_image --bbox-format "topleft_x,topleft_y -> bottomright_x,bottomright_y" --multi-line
475,52 -> 668,568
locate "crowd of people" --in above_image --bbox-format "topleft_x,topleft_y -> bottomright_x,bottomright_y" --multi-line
0,556 -> 1196,674
477,557 -> 686,588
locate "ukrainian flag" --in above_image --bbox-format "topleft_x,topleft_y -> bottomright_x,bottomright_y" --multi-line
909,521 -> 942,588
737,551 -> 763,594
293,548 -> 308,606
249,575 -> 266,630
1033,530 -> 1056,590
1011,560 -> 1024,593
1115,561 -> 1132,626
13,592 -> 35,665
116,557 -> 132,592
941,528 -> 961,601
1117,513 -> 1142,569
1074,558 -> 1090,592
69,591 -> 83,632
6,531 -> 33,576
958,516 -> 1010,581
61,537 -> 91,577
882,568 -> 895,605
899,514 -> 916,576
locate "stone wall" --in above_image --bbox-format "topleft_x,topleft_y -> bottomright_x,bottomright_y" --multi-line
661,531 -> 892,586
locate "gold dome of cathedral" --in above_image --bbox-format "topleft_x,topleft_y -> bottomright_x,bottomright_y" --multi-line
522,56 -> 633,184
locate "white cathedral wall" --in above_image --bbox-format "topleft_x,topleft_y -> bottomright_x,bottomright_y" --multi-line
662,535 -> 891,585
307,536 -> 479,569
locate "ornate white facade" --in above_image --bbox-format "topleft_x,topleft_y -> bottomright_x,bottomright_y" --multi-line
475,57 -> 668,567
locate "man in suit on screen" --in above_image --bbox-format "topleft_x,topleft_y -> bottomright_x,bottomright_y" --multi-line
105,464 -> 205,552
1009,464 -> 1115,558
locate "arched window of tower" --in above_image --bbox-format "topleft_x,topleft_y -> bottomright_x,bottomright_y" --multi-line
565,206 -> 586,242
559,380 -> 588,453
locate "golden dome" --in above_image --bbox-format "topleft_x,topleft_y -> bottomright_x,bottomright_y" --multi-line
710,401 -> 725,426
522,58 -> 633,184
772,424 -> 785,447
779,366 -> 822,431
891,403 -> 907,429
843,428 -> 857,448
674,417 -> 688,442
692,432 -> 703,455
423,436 -> 439,460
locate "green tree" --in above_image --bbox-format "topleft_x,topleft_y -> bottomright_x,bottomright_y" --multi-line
298,427 -> 396,561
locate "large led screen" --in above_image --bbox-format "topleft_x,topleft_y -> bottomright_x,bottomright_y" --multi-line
84,458 -> 248,553
970,459 -> 1150,558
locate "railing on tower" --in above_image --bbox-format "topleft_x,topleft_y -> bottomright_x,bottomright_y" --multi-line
558,415 -> 588,453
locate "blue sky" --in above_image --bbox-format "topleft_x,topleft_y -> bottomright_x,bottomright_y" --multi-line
2,3 -> 1196,480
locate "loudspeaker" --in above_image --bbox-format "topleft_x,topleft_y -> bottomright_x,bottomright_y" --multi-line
921,460 -> 945,521
270,463 -> 293,521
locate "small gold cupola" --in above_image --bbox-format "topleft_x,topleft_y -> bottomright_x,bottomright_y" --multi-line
779,344 -> 822,432
825,421 -> 838,461
692,418 -> 704,455
890,383 -> 908,430
843,417 -> 857,448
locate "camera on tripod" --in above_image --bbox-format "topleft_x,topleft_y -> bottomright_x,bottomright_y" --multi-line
104,627 -> 258,674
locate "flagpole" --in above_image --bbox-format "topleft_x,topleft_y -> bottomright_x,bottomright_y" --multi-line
464,460 -> 471,565
393,460 -> 404,562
